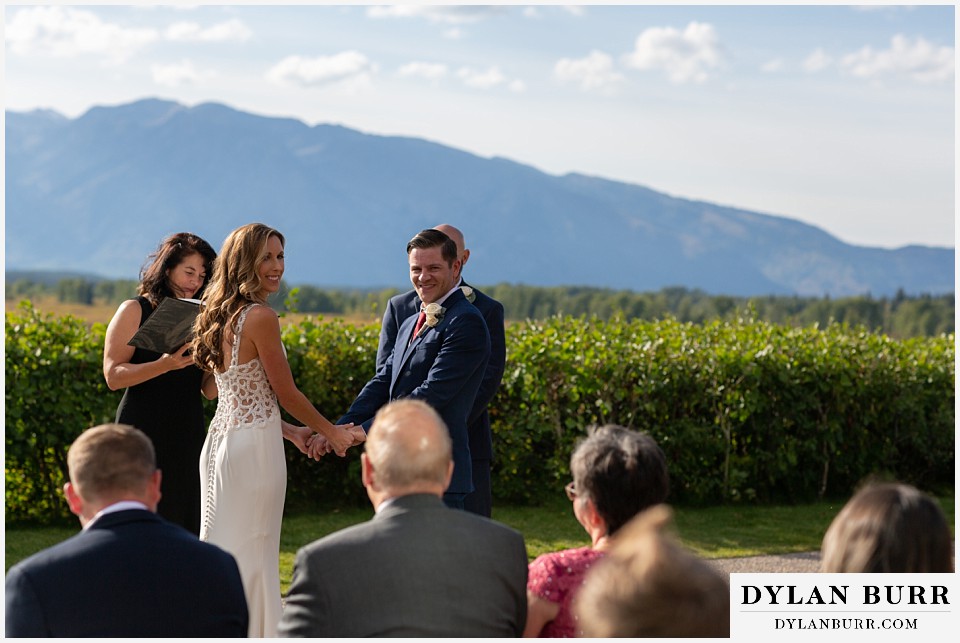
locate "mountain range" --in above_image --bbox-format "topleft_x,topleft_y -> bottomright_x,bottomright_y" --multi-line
5,98 -> 954,297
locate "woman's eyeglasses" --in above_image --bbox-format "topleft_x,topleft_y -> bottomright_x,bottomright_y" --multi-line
564,482 -> 577,501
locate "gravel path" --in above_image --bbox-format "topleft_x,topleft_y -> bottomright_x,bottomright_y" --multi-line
708,551 -> 821,580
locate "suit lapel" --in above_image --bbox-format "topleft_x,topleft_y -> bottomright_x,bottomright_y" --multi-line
390,290 -> 466,396
391,314 -> 420,392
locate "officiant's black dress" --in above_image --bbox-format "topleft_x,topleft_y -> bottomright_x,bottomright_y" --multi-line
115,296 -> 206,536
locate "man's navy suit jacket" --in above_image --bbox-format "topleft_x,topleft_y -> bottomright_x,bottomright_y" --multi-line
341,288 -> 490,495
4,509 -> 248,637
376,282 -> 505,461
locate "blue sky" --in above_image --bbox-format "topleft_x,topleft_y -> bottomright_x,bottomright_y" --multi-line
4,2 -> 956,249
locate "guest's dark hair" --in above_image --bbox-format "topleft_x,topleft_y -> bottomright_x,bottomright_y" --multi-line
406,229 -> 457,265
138,232 -> 217,305
570,425 -> 669,537
820,482 -> 953,573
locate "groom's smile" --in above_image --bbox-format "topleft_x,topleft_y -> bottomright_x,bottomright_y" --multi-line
409,246 -> 460,305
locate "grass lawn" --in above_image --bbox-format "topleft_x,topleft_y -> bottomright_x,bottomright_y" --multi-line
8,492 -> 954,595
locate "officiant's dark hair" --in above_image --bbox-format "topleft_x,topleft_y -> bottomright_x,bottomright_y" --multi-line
138,232 -> 217,305
406,229 -> 457,265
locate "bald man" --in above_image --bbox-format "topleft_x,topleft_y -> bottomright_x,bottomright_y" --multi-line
5,424 -> 248,637
375,224 -> 506,517
279,400 -> 527,637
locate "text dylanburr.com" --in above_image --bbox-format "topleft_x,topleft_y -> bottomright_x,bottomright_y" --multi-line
731,573 -> 957,641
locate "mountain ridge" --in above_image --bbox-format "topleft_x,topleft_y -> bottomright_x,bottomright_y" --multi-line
5,98 -> 953,297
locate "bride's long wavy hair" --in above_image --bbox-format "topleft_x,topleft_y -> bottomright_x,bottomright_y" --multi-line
192,223 -> 285,372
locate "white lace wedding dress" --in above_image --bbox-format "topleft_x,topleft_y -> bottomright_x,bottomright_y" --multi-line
200,304 -> 286,638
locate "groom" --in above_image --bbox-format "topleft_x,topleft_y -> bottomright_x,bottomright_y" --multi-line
332,228 -> 491,509
375,224 -> 505,518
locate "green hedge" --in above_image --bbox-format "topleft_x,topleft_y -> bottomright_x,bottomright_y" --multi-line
492,316 -> 954,505
5,301 -> 954,524
5,302 -> 119,523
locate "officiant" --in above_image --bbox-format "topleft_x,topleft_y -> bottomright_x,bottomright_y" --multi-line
103,232 -> 217,535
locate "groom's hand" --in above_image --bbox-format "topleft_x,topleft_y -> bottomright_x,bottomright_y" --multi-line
306,433 -> 332,459
348,426 -> 367,447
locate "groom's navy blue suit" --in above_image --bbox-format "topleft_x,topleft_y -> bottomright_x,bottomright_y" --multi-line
376,282 -> 505,515
339,288 -> 490,496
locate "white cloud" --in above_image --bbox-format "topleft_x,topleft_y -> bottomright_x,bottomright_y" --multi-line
562,6 -> 587,17
266,51 -> 377,89
509,79 -> 526,93
457,66 -> 506,89
803,48 -> 833,73
443,28 -> 463,40
152,59 -> 209,87
398,61 -> 448,81
840,35 -> 954,83
164,18 -> 252,43
554,50 -> 625,92
622,22 -> 722,84
761,58 -> 784,73
365,5 -> 502,24
5,6 -> 158,61
523,7 -> 542,19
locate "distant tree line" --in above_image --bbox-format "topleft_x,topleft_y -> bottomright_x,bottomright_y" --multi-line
5,276 -> 954,339
6,277 -> 140,306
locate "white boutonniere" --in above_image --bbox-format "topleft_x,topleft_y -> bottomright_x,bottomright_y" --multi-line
460,285 -> 476,303
420,302 -> 446,335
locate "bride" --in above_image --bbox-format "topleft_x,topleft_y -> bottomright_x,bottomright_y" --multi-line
192,222 -> 362,637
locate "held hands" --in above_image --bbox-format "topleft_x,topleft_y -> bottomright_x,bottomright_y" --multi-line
284,423 -> 322,461
306,424 -> 365,459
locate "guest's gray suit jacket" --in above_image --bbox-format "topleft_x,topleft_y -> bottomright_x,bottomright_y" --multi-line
278,494 -> 528,637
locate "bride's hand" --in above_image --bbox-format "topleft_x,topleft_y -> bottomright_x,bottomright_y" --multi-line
325,424 -> 355,457
285,423 -> 321,460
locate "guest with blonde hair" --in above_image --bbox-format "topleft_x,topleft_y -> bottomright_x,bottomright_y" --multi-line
574,505 -> 730,638
820,481 -> 953,573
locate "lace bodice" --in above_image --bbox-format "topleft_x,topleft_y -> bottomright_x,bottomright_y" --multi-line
208,304 -> 280,433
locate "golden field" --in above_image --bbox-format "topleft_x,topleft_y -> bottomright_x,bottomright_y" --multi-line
5,296 -> 378,328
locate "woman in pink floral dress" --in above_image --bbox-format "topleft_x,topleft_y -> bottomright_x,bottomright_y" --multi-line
523,425 -> 669,637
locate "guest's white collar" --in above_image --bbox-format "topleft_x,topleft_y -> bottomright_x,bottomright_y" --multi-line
375,496 -> 398,514
84,500 -> 149,530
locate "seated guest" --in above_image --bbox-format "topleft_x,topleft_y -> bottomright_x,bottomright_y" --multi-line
820,481 -> 954,573
279,399 -> 528,637
574,504 -> 730,638
523,425 -> 669,637
4,424 -> 248,637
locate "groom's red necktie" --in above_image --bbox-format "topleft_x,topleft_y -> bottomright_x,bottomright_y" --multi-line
410,311 -> 427,344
